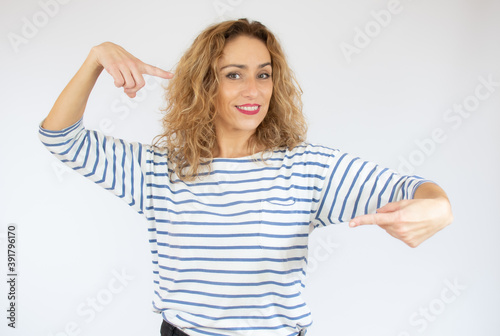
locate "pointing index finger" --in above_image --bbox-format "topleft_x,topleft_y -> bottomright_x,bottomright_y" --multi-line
142,63 -> 173,79
349,212 -> 397,228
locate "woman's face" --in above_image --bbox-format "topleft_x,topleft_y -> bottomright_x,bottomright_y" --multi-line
214,35 -> 273,139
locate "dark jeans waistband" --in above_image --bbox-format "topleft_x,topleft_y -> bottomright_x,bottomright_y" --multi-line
160,319 -> 190,336
161,319 -> 306,336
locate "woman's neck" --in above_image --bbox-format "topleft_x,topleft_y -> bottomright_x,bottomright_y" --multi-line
213,131 -> 262,158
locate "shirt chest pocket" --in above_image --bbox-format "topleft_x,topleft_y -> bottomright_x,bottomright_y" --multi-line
258,198 -> 309,253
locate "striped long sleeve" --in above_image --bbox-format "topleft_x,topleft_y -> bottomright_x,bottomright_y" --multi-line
309,144 -> 430,228
38,117 -> 151,216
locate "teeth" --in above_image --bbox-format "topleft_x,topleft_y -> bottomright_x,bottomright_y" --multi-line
237,105 -> 259,111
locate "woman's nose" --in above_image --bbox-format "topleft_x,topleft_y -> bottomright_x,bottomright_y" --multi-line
242,77 -> 258,98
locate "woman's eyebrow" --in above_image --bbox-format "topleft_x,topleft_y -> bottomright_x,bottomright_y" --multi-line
220,62 -> 272,70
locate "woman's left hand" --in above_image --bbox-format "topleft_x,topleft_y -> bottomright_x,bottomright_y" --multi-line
348,184 -> 453,247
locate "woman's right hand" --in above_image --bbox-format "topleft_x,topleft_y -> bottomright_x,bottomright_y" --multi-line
91,42 -> 173,98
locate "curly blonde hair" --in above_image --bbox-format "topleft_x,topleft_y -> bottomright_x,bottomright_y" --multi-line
153,18 -> 307,182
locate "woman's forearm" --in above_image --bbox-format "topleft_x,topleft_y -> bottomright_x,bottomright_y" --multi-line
413,181 -> 449,200
41,48 -> 103,131
414,181 -> 454,229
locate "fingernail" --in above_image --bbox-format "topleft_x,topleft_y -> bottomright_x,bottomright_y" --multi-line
349,221 -> 356,228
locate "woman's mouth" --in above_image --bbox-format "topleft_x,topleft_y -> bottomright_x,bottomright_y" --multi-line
236,104 -> 260,115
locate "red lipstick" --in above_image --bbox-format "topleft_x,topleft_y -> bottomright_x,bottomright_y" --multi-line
235,104 -> 260,115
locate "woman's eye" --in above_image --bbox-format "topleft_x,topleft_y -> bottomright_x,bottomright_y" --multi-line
226,73 -> 240,79
225,72 -> 271,80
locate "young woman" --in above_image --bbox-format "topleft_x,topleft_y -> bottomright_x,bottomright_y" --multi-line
39,18 -> 453,336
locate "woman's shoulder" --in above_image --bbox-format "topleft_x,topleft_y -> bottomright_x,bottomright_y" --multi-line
274,142 -> 341,164
285,142 -> 340,156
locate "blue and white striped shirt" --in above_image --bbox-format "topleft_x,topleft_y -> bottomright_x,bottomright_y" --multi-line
39,118 -> 429,336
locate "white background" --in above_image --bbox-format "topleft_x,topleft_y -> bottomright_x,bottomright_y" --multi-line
1,0 -> 499,335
